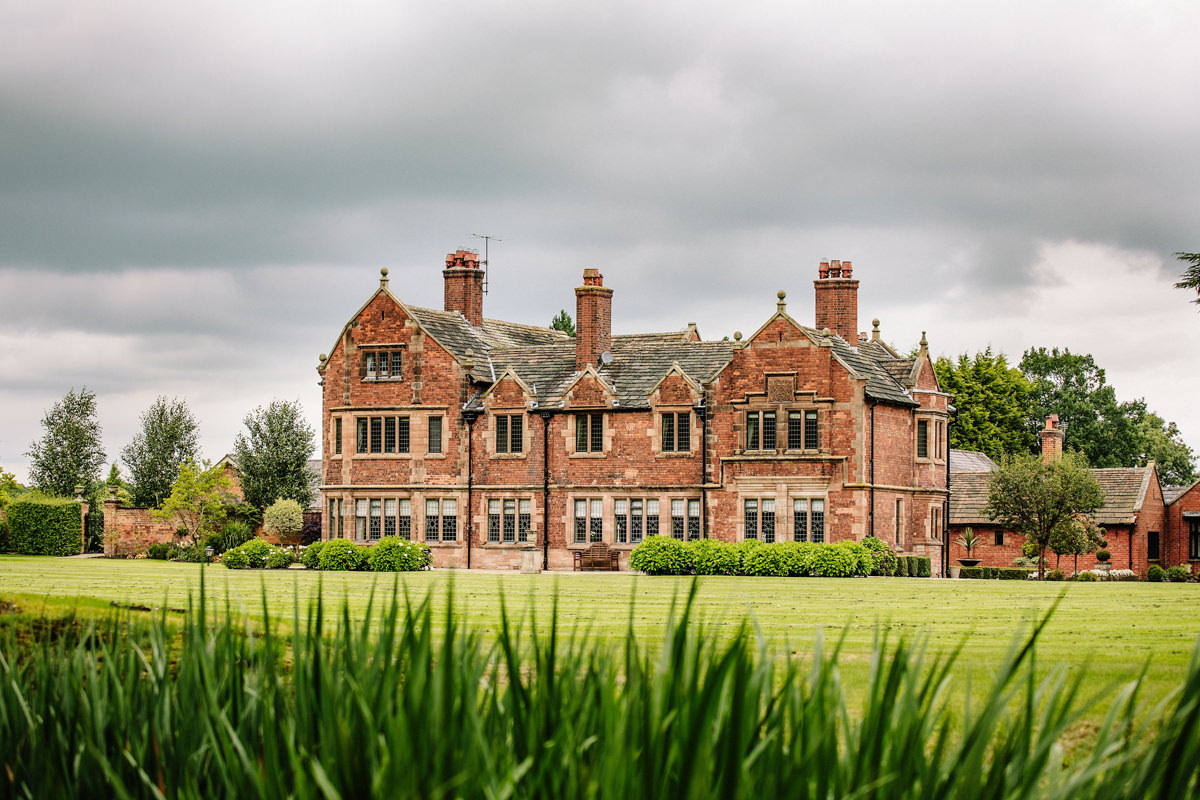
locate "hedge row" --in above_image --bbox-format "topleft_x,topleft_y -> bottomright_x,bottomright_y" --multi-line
299,538 -> 433,572
6,497 -> 82,556
959,566 -> 1033,580
628,536 -> 927,578
222,539 -> 294,570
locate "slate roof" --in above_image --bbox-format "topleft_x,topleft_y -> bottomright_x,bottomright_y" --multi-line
950,449 -> 998,473
949,465 -> 1155,527
402,299 -> 917,410
1164,479 -> 1200,505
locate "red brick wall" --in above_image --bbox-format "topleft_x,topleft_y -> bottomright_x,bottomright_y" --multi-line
1166,481 -> 1200,568
102,499 -> 184,557
947,523 -> 1136,574
575,269 -> 612,370
443,250 -> 484,326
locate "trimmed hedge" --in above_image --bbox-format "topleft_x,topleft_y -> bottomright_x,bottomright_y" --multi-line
222,539 -> 292,570
628,536 -> 688,576
1147,564 -> 1165,583
627,537 -> 883,578
7,497 -> 82,556
689,539 -> 739,576
959,566 -> 1035,580
301,541 -> 326,570
366,537 -> 432,572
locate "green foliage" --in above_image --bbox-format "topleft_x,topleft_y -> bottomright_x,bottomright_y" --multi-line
954,527 -> 981,558
221,538 -> 289,570
301,541 -> 326,569
120,396 -> 200,507
1175,251 -> 1200,304
913,556 -> 932,578
1095,549 -> 1111,563
147,542 -> 176,560
263,498 -> 304,545
1148,564 -> 1166,582
205,520 -> 254,555
860,536 -> 897,576
7,497 -> 82,556
176,542 -> 211,563
628,535 -> 688,575
9,585 -> 1200,797
732,539 -> 764,573
1020,347 -> 1195,484
549,309 -> 576,337
366,537 -> 432,572
960,566 -> 1034,580
1049,516 -> 1105,563
986,451 -> 1104,579
894,556 -> 910,577
233,399 -> 316,510
741,544 -> 788,576
811,541 -> 870,578
1166,565 -> 1191,583
778,541 -> 818,577
1075,571 -> 1098,582
688,539 -> 739,575
25,387 -> 106,498
318,538 -> 368,571
934,349 -> 1034,459
1045,569 -> 1066,582
154,459 -> 238,544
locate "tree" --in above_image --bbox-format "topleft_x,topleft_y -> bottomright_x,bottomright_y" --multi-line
985,451 -> 1105,580
105,463 -> 134,506
934,349 -> 1035,460
1047,514 -> 1105,574
233,400 -> 316,510
26,387 -> 106,498
550,309 -> 576,337
154,459 -> 237,544
1135,411 -> 1196,487
1020,347 -> 1142,468
263,498 -> 305,550
121,396 -> 200,507
1175,252 -> 1200,305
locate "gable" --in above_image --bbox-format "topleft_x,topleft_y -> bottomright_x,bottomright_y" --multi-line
564,369 -> 617,408
651,372 -> 700,406
485,372 -> 533,409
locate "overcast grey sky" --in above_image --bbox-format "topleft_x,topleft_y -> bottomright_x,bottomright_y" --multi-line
3,0 -> 1198,484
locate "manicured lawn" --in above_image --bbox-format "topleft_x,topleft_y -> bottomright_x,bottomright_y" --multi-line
3,554 -> 1198,715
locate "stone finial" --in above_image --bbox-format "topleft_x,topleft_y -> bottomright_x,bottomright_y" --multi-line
319,353 -> 327,363
733,331 -> 742,341
919,331 -> 928,350
463,348 -> 475,369
380,267 -> 390,289
776,290 -> 787,314
820,327 -> 832,341
871,319 -> 881,341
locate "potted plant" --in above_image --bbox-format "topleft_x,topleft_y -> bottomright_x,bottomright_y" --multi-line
1095,548 -> 1111,571
955,527 -> 982,568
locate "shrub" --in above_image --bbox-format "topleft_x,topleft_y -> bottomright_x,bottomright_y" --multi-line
1045,569 -> 1066,581
733,539 -> 764,574
147,542 -> 176,560
0,514 -> 8,553
894,556 -> 910,577
1095,549 -> 1111,563
688,539 -> 739,576
860,536 -> 897,576
7,497 -> 83,556
263,498 -> 304,545
778,541 -> 817,577
1166,565 -> 1190,583
913,557 -> 932,578
301,541 -> 326,570
628,536 -> 688,575
1075,571 -> 1098,582
318,538 -> 368,572
222,539 -> 273,570
812,541 -> 870,578
742,544 -> 788,577
177,542 -> 211,563
1147,564 -> 1165,582
367,537 -> 432,572
265,547 -> 294,569
206,521 -> 254,555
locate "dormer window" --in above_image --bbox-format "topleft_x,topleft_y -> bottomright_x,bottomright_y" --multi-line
362,349 -> 403,380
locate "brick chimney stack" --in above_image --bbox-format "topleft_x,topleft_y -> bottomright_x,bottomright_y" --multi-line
443,249 -> 485,327
814,259 -> 859,342
1040,414 -> 1064,464
575,268 -> 613,370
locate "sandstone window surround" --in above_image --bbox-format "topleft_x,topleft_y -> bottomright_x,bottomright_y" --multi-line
353,498 -> 412,541
425,498 -> 458,543
743,498 -> 776,542
573,498 -> 603,544
361,348 -> 404,381
334,417 -> 343,455
786,409 -> 820,451
428,416 -> 443,455
574,412 -> 605,455
487,498 -> 532,543
327,498 -> 344,539
793,498 -> 825,543
356,416 -> 411,455
916,419 -> 929,459
494,414 -> 525,455
670,498 -> 702,541
614,498 -> 659,544
659,411 -> 692,453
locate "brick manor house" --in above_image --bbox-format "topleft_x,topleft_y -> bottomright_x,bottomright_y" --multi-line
318,252 -> 950,572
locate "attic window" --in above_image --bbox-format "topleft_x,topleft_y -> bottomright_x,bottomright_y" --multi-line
363,350 -> 403,381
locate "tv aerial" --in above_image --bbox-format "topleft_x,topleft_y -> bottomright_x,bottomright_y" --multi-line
471,233 -> 502,295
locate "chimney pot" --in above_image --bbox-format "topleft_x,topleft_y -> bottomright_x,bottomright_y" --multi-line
814,258 -> 860,342
575,269 -> 613,369
443,248 -> 485,326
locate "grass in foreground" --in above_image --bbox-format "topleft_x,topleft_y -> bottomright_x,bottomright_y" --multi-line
3,576 -> 1200,798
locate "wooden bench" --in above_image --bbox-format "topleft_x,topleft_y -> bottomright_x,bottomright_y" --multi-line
573,542 -> 620,571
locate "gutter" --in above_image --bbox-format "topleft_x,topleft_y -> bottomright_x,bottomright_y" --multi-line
463,410 -> 479,570
539,410 -> 554,571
